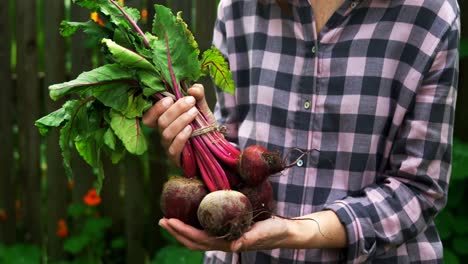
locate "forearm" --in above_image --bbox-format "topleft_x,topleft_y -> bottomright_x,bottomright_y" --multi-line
282,210 -> 347,249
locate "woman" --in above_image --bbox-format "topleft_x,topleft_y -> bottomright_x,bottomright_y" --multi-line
143,0 -> 460,262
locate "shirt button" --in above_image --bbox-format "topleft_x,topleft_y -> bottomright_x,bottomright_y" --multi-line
304,100 -> 311,110
311,45 -> 316,54
296,159 -> 304,167
350,2 -> 358,8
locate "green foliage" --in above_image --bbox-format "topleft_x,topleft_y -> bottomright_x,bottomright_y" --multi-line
460,38 -> 468,59
152,229 -> 203,264
35,1 -> 235,192
435,138 -> 468,263
0,244 -> 41,264
60,198 -> 121,263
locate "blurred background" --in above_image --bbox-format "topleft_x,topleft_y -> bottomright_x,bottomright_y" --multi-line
0,0 -> 467,263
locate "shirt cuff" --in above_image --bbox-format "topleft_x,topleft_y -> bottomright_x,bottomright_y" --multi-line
324,201 -> 377,263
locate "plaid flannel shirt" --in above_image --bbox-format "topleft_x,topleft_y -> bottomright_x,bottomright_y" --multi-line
205,0 -> 460,263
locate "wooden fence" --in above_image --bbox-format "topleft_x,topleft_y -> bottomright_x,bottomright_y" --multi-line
0,0 -> 218,262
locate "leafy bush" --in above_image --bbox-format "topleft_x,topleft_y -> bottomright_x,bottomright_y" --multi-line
436,138 -> 468,263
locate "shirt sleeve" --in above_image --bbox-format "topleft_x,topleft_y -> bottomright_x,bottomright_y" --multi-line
212,0 -> 240,145
324,14 -> 460,264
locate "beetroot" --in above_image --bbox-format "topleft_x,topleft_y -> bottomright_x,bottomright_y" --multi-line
197,190 -> 253,240
160,176 -> 207,227
238,145 -> 283,186
239,180 -> 273,222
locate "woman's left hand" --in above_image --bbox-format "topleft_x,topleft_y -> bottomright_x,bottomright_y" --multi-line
158,217 -> 291,252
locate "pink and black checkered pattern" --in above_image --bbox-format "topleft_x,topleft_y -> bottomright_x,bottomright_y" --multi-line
205,0 -> 460,263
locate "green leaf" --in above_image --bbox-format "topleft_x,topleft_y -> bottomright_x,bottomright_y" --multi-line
60,20 -> 108,38
138,70 -> 166,96
92,82 -> 130,112
67,203 -> 87,218
104,128 -> 116,150
452,139 -> 468,180
35,107 -> 68,135
122,94 -> 152,118
151,5 -> 201,85
102,38 -> 157,71
102,5 -> 140,31
109,110 -> 147,155
110,144 -> 126,164
200,47 -> 235,94
64,235 -> 89,254
49,64 -> 134,100
82,218 -> 112,236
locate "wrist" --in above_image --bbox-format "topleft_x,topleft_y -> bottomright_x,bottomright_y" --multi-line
280,211 -> 347,249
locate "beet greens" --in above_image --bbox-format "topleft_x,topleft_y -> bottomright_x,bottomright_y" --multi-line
35,0 -> 236,191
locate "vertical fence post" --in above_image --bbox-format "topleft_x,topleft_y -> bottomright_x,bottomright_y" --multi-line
145,0 -> 169,256
195,0 -> 218,108
0,0 -> 16,245
16,0 -> 42,246
146,0 -> 167,32
168,0 -> 192,28
70,5 -> 96,203
125,155 -> 145,264
43,0 -> 68,260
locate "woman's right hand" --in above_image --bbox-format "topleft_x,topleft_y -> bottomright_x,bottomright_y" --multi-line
142,84 -> 208,166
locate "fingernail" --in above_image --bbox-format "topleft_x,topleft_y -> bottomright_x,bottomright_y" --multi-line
185,96 -> 195,105
233,241 -> 243,251
184,125 -> 192,135
162,98 -> 172,107
188,107 -> 198,116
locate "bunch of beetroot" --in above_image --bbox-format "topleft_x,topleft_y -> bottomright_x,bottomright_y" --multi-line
34,0 -> 290,240
161,145 -> 285,240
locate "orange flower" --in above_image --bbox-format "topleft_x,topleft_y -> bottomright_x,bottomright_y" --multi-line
0,209 -> 7,222
83,189 -> 101,206
141,8 -> 148,23
56,219 -> 68,238
90,12 -> 106,27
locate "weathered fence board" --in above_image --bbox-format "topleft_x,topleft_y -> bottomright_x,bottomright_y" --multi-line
16,0 -> 42,245
125,155 -> 146,264
0,0 -> 16,245
4,0 -> 221,261
196,0 -> 218,108
168,0 -> 193,27
43,0 -> 68,260
147,132 -> 169,253
70,4 -> 97,204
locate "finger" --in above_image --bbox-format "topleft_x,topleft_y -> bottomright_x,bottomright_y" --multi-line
160,219 -> 207,251
157,96 -> 196,131
142,97 -> 173,128
167,127 -> 193,166
188,84 -> 215,124
166,218 -> 232,251
160,105 -> 198,151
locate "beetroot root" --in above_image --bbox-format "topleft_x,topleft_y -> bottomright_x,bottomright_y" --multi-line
239,180 -> 273,222
160,176 -> 208,227
238,145 -> 283,186
197,190 -> 253,241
